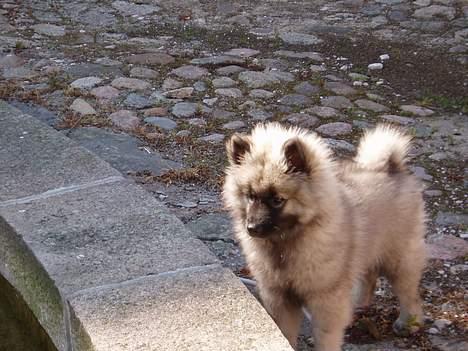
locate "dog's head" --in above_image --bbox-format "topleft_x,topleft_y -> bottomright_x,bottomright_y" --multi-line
223,123 -> 334,239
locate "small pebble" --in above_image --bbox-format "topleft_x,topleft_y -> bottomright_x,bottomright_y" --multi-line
368,63 -> 383,70
379,54 -> 390,61
433,318 -> 452,330
175,201 -> 197,208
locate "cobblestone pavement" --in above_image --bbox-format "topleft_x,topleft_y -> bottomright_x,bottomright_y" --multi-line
1,1 -> 467,350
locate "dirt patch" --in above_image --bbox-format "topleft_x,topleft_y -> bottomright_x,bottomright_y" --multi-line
316,34 -> 468,103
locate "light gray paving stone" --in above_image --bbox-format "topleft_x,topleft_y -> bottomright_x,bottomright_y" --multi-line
247,109 -> 273,121
163,87 -> 194,99
199,133 -> 225,143
171,65 -> 209,80
111,77 -> 151,90
0,102 -> 120,201
310,64 -> 327,72
109,110 -> 140,130
0,54 -> 24,69
238,71 -> 280,88
414,5 -> 456,20
349,72 -> 369,81
67,127 -> 180,175
316,122 -> 353,136
8,101 -> 58,127
203,97 -> 218,107
144,117 -> 177,130
193,81 -> 207,92
282,113 -> 319,128
278,94 -> 311,107
303,106 -> 340,118
32,23 -> 65,37
2,66 -> 37,79
190,56 -> 244,66
354,99 -> 389,112
320,96 -> 354,109
212,77 -> 237,88
249,89 -> 275,99
111,0 -> 160,16
216,65 -> 245,76
293,81 -> 319,96
224,48 -> 260,57
222,120 -> 246,130
427,235 -> 468,260
274,50 -> 323,61
172,102 -> 210,118
70,98 -> 96,115
410,166 -> 433,181
188,118 -> 206,127
380,114 -> 415,125
162,77 -> 183,91
215,88 -> 243,98
186,213 -> 233,241
400,105 -> 435,116
129,66 -> 159,79
324,81 -> 357,96
267,70 -> 295,82
324,138 -> 356,153
70,76 -> 103,89
91,85 -> 120,100
123,93 -> 153,109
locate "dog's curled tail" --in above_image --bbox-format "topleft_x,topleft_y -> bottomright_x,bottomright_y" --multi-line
355,124 -> 411,173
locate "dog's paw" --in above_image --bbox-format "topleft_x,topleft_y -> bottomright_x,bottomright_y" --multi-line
392,315 -> 422,337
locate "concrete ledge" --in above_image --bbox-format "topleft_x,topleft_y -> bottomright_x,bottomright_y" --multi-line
70,264 -> 292,351
0,100 -> 292,351
0,217 -> 68,351
1,179 -> 217,295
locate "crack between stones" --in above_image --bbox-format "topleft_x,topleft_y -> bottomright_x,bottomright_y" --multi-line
0,176 -> 125,207
197,236 -> 236,244
68,263 -> 221,298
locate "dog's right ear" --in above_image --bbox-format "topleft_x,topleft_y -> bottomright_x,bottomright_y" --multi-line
283,137 -> 311,174
227,134 -> 251,165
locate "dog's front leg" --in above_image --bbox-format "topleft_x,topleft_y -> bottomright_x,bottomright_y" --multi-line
260,288 -> 304,349
307,290 -> 353,351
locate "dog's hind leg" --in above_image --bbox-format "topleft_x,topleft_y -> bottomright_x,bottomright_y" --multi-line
385,242 -> 426,336
353,270 -> 378,311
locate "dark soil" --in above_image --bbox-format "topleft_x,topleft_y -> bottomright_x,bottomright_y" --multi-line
316,33 -> 468,103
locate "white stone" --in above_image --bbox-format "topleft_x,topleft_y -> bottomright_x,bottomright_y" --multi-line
70,98 -> 96,115
368,63 -> 383,70
71,77 -> 103,89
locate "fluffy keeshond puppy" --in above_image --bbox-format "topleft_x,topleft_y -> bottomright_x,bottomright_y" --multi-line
223,123 -> 426,351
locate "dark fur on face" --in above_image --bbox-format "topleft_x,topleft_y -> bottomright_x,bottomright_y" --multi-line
244,186 -> 300,238
226,132 -> 312,239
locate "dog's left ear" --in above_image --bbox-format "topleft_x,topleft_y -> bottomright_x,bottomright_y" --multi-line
227,133 -> 251,165
283,138 -> 310,174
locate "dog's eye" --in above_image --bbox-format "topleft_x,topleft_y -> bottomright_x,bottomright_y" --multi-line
247,192 -> 255,202
271,196 -> 285,208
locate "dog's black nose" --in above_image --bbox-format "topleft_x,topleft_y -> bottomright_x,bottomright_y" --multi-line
247,223 -> 269,237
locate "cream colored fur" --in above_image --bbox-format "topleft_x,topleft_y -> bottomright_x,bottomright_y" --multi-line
223,123 -> 426,351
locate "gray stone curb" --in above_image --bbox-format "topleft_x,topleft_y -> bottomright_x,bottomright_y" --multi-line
0,101 -> 292,351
